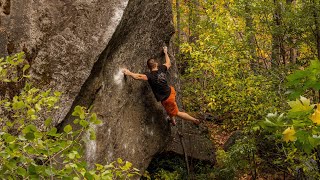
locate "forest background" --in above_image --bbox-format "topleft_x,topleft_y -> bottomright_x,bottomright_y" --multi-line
169,0 -> 320,179
1,0 -> 320,179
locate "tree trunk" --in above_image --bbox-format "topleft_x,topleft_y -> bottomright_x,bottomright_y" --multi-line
188,0 -> 192,42
176,0 -> 181,54
271,0 -> 281,66
312,0 -> 320,61
311,0 -> 320,103
272,0 -> 285,67
188,0 -> 199,43
289,39 -> 297,64
287,0 -> 297,64
244,0 -> 257,71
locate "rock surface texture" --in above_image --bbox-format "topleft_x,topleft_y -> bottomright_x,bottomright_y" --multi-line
1,0 -> 128,123
0,0 -> 214,171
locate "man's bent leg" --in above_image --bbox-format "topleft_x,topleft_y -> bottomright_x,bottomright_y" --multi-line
176,111 -> 200,125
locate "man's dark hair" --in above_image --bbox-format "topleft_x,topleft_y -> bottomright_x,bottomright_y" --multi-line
147,58 -> 157,70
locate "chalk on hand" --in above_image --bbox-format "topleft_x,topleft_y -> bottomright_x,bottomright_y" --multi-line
113,68 -> 124,86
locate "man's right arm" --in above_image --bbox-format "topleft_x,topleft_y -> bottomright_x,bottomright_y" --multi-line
163,46 -> 171,69
122,68 -> 148,81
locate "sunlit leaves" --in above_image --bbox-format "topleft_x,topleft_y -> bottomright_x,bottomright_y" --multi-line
287,60 -> 320,99
260,112 -> 284,130
282,127 -> 296,143
17,167 -> 27,176
0,53 -> 133,179
63,125 -> 72,133
176,0 -> 284,130
72,106 -> 86,119
0,83 -> 61,133
310,104 -> 320,125
47,127 -> 58,137
260,95 -> 320,168
90,113 -> 102,125
0,52 -> 27,83
91,158 -> 142,179
44,118 -> 52,127
174,0 -> 320,177
259,96 -> 320,156
288,96 -> 314,112
0,96 -> 109,179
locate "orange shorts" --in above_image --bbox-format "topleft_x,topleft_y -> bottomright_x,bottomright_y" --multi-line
161,86 -> 179,117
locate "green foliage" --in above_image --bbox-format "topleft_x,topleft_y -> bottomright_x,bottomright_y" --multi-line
0,52 -> 30,83
214,136 -> 257,180
259,59 -> 320,156
258,100 -> 320,178
1,84 -> 61,130
147,152 -> 214,180
259,97 -> 318,154
0,53 -> 143,179
154,169 -> 181,180
257,62 -> 320,178
147,153 -> 186,179
173,0 -> 288,130
172,0 -> 320,178
92,158 -> 143,180
286,60 -> 320,99
173,0 -> 320,130
179,28 -> 282,130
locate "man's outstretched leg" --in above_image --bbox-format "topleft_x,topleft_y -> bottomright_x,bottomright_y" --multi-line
176,111 -> 200,125
162,87 -> 200,125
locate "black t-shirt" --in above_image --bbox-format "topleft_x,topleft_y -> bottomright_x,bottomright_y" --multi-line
145,65 -> 171,102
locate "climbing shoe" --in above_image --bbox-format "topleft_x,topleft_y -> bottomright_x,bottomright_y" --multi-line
166,116 -> 176,126
193,119 -> 201,126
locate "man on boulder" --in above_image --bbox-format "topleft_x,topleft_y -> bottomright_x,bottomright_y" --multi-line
122,46 -> 200,126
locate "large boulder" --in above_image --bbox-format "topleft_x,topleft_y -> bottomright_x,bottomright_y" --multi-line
1,0 -> 128,123
0,0 -> 215,171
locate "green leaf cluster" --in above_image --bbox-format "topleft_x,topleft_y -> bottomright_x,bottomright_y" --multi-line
0,53 -> 144,179
287,60 -> 320,99
214,136 -> 257,180
172,0 -> 320,177
174,0 -> 287,130
180,39 -> 282,130
259,96 -> 320,154
0,52 -> 29,83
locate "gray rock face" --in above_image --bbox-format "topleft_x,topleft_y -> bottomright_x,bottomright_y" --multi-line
167,123 -> 215,163
61,0 -> 176,170
1,0 -> 214,171
1,0 -> 128,123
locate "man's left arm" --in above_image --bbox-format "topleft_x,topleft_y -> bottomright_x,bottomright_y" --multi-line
122,68 -> 148,81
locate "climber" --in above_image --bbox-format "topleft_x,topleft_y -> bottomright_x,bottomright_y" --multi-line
122,46 -> 200,126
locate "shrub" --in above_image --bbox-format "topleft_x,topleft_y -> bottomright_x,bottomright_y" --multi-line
0,53 -> 143,179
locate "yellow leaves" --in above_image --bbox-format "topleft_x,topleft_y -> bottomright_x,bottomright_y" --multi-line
180,43 -> 193,54
207,100 -> 216,109
258,49 -> 269,59
283,127 -> 296,143
288,96 -> 314,112
310,104 -> 320,125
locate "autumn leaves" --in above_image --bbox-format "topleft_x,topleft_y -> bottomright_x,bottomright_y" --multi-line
282,127 -> 296,143
282,97 -> 320,143
310,104 -> 320,125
